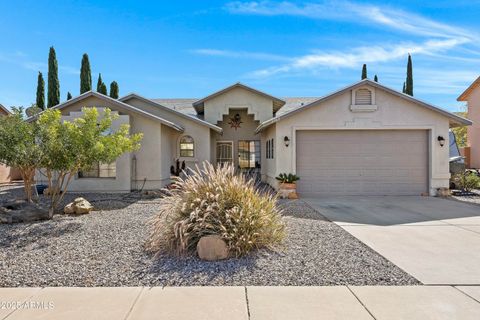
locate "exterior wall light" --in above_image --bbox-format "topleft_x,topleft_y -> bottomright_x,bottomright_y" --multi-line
437,135 -> 445,147
284,136 -> 290,147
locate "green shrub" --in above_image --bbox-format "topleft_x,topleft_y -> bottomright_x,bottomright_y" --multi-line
145,161 -> 285,257
452,171 -> 480,191
275,173 -> 300,184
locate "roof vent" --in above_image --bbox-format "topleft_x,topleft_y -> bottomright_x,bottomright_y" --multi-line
355,89 -> 372,105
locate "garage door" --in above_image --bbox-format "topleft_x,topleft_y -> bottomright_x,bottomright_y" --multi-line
296,130 -> 428,196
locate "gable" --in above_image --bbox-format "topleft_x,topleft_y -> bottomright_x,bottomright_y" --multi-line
257,80 -> 471,132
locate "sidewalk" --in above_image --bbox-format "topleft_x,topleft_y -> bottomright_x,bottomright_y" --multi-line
1,286 -> 480,320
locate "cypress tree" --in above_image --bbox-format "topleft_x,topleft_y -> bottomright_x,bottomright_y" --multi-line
402,81 -> 406,94
109,81 -> 119,99
67,92 -> 72,100
405,54 -> 413,96
374,74 -> 378,82
361,64 -> 367,79
36,71 -> 45,110
47,46 -> 60,108
97,73 -> 103,92
99,83 -> 108,95
80,53 -> 92,94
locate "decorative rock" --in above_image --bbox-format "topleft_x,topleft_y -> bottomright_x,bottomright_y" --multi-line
64,197 -> 94,214
0,200 -> 49,224
197,235 -> 229,261
64,202 -> 75,214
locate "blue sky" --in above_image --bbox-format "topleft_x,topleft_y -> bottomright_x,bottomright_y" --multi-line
1,0 -> 479,112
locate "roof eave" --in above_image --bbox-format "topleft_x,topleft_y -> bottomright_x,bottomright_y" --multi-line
119,93 -> 223,133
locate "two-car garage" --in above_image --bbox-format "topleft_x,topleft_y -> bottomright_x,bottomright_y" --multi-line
295,130 -> 429,196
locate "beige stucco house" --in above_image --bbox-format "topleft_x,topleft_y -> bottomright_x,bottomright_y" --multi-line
458,76 -> 480,169
43,79 -> 470,196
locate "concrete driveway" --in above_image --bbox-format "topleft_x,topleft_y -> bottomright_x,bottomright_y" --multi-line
304,196 -> 480,285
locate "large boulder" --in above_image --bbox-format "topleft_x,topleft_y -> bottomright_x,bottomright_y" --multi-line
197,235 -> 229,261
0,200 -> 49,224
64,197 -> 94,215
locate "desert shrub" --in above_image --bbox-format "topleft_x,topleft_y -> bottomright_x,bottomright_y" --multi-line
275,173 -> 300,184
452,171 -> 480,191
145,161 -> 285,257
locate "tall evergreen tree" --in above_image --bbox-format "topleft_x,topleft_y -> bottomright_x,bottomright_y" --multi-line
109,81 -> 119,99
99,83 -> 108,95
402,81 -> 406,93
96,73 -> 103,92
80,53 -> 92,94
67,92 -> 72,100
47,46 -> 60,108
405,54 -> 413,96
374,74 -> 378,82
36,71 -> 45,110
361,64 -> 367,79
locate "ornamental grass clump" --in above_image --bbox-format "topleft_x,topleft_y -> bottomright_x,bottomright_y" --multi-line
145,161 -> 285,257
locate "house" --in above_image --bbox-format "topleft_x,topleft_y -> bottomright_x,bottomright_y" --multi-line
42,79 -> 470,196
0,104 -> 22,183
457,76 -> 480,169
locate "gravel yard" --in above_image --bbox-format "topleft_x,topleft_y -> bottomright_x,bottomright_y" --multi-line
450,189 -> 480,205
0,184 -> 419,286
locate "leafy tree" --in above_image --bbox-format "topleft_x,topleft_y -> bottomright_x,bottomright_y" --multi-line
47,47 -> 60,108
405,54 -> 413,96
0,109 -> 43,202
109,81 -> 119,99
452,109 -> 468,147
36,107 -> 142,216
97,73 -> 103,92
36,72 -> 45,110
26,104 -> 42,117
67,92 -> 72,100
80,53 -> 92,94
374,74 -> 378,82
361,64 -> 367,79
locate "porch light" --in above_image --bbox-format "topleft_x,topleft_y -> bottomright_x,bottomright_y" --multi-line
437,135 -> 445,147
284,136 -> 290,147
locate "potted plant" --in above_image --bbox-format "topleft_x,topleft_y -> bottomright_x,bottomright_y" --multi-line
275,173 -> 300,199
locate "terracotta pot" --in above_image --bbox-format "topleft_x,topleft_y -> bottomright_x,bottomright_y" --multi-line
280,182 -> 296,190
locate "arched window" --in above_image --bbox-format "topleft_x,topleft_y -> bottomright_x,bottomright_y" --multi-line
179,135 -> 194,157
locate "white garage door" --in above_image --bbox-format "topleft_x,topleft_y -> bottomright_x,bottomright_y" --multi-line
296,130 -> 428,196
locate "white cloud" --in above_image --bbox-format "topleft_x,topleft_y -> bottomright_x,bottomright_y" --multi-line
225,1 -> 475,39
249,38 -> 469,78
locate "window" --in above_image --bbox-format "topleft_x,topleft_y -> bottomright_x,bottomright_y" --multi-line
179,135 -> 194,157
355,88 -> 372,105
266,138 -> 274,159
78,162 -> 116,178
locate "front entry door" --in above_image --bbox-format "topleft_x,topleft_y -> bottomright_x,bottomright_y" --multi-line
216,141 -> 233,167
238,140 -> 261,181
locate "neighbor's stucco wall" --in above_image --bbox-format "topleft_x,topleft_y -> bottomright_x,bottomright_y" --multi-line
467,88 -> 480,168
204,87 -> 274,124
274,85 -> 451,195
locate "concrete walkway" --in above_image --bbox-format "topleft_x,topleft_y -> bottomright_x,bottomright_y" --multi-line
1,286 -> 480,319
304,196 -> 480,285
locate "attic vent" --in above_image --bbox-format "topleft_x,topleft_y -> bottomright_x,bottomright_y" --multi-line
355,89 -> 372,105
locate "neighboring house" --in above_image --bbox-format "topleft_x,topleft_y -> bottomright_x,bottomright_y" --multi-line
457,76 -> 480,169
0,104 -> 22,183
41,79 -> 470,196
